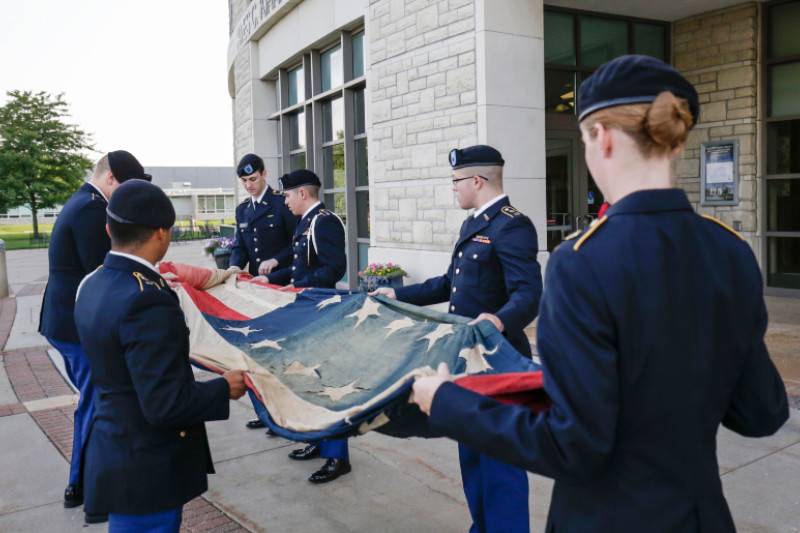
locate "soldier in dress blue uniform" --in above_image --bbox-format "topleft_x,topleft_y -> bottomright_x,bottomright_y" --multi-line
229,154 -> 299,431
74,179 -> 247,533
373,145 -> 543,533
263,169 -> 351,483
411,55 -> 789,533
38,150 -> 150,523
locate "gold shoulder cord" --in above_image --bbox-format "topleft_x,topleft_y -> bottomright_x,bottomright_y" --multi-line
700,214 -> 745,241
573,216 -> 609,251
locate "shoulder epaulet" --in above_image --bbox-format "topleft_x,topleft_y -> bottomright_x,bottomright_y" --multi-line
131,271 -> 166,292
500,206 -> 521,218
700,214 -> 745,241
317,209 -> 332,216
573,216 -> 608,251
273,190 -> 283,196
563,229 -> 582,241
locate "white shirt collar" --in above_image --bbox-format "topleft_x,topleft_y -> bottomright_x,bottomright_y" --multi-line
473,194 -> 507,218
302,201 -> 322,221
251,186 -> 268,207
108,251 -> 161,276
87,181 -> 108,203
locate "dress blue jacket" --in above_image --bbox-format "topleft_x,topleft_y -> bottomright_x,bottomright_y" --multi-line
39,183 -> 110,343
230,186 -> 298,276
395,197 -> 542,356
74,253 -> 230,514
429,189 -> 789,533
269,202 -> 346,289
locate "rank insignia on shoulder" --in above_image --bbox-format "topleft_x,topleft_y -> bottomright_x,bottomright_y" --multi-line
472,235 -> 491,244
132,272 -> 163,292
501,206 -> 521,218
700,214 -> 745,240
318,209 -> 331,216
273,190 -> 283,195
573,216 -> 608,251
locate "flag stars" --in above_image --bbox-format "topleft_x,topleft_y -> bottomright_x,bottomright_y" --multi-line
419,324 -> 455,352
384,317 -> 415,338
346,297 -> 381,328
316,294 -> 342,310
222,325 -> 262,337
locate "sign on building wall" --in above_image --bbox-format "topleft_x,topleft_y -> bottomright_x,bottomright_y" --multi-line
700,140 -> 739,206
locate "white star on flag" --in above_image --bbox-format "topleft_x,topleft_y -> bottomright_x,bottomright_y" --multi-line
418,323 -> 455,352
316,294 -> 342,310
346,298 -> 381,328
457,343 -> 498,373
317,380 -> 364,402
222,325 -> 262,337
250,338 -> 285,351
284,361 -> 321,378
384,317 -> 415,338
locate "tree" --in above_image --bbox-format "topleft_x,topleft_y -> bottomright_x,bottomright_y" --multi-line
0,91 -> 94,238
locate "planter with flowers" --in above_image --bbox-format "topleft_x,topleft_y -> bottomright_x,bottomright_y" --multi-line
204,237 -> 235,269
358,262 -> 407,292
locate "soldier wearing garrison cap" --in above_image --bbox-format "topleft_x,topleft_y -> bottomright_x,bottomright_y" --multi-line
373,144 -> 543,533
38,150 -> 150,524
260,169 -> 352,484
411,55 -> 788,533
75,179 -> 247,531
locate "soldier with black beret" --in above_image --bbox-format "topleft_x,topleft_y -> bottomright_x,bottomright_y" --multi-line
262,169 -> 351,483
230,153 -> 298,278
411,55 -> 789,532
38,149 -> 150,523
74,179 -> 247,532
373,144 -> 543,533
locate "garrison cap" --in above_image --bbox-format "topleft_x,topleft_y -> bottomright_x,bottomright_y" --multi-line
108,150 -> 151,182
107,179 -> 175,229
578,55 -> 699,124
449,145 -> 505,170
237,153 -> 265,177
278,169 -> 321,191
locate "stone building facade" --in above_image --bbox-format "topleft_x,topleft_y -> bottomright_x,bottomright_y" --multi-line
228,0 -> 800,296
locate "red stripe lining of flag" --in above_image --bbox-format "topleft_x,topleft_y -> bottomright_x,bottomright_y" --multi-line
180,283 -> 251,321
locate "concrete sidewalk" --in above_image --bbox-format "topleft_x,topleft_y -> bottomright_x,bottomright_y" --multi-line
0,243 -> 798,532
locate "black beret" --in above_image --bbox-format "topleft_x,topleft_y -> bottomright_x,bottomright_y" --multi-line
449,145 -> 504,169
578,55 -> 699,124
278,169 -> 321,191
108,150 -> 151,182
237,153 -> 265,177
107,179 -> 175,229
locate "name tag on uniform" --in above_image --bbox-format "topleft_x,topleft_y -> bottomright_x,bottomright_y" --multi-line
239,223 -> 248,229
472,235 -> 491,244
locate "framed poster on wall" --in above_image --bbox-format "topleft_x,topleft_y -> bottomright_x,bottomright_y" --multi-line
700,140 -> 739,206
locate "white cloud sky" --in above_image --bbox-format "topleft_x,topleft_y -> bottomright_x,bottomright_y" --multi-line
0,1 -> 233,167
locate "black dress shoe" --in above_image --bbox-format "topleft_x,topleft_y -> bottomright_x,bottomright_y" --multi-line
63,484 -> 82,508
308,458 -> 352,484
246,418 -> 266,429
265,427 -> 276,436
288,443 -> 320,460
84,512 -> 108,524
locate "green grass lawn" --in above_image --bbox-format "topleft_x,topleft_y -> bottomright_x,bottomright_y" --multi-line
0,223 -> 55,250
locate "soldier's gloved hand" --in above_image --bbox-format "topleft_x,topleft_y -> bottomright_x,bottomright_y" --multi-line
223,369 -> 248,400
369,287 -> 397,299
410,362 -> 452,415
469,312 -> 504,333
258,258 -> 279,275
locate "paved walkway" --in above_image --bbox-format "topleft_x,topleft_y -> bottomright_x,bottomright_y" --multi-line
0,243 -> 798,532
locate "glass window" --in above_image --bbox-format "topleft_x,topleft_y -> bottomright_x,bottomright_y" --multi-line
767,236 -> 800,289
355,139 -> 369,186
544,12 -> 575,66
357,242 -> 370,272
289,111 -> 306,150
767,120 -> 800,174
545,69 -> 576,114
290,152 -> 306,171
634,23 -> 665,60
322,97 -> 345,142
580,16 -> 628,68
770,1 -> 800,58
322,144 -> 345,189
288,66 -> 304,106
770,63 -> 800,118
354,89 -> 366,134
356,191 -> 370,238
323,192 -> 347,224
216,196 -> 225,211
352,31 -> 365,78
321,45 -> 343,92
767,180 -> 800,232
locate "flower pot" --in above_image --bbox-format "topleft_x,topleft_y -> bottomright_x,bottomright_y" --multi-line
359,274 -> 404,293
213,249 -> 231,269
